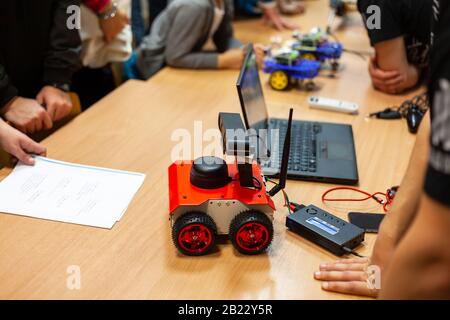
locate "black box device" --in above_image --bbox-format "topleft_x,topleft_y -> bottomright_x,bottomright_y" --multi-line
286,205 -> 365,256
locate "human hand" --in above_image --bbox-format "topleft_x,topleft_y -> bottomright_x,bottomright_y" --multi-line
0,119 -> 46,165
279,0 -> 305,15
36,86 -> 73,122
368,56 -> 419,94
99,8 -> 129,43
263,7 -> 299,30
218,48 -> 245,69
3,97 -> 53,134
314,257 -> 379,298
253,43 -> 266,67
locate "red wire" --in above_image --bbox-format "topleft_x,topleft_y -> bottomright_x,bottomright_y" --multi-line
322,187 -> 393,212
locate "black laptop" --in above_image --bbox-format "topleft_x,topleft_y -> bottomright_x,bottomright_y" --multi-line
236,45 -> 359,185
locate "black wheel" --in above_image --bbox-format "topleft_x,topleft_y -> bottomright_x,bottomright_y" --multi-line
305,81 -> 316,91
172,212 -> 217,256
229,210 -> 273,255
331,61 -> 339,71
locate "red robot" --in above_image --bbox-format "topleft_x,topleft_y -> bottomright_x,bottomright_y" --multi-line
168,109 -> 293,256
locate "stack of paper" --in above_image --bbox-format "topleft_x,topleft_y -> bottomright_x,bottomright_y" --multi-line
0,157 -> 146,229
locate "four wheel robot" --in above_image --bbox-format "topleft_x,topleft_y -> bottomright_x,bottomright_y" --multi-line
263,28 -> 343,91
168,110 -> 294,256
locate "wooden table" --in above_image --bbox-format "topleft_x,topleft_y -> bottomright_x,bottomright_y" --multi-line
0,0 -> 419,299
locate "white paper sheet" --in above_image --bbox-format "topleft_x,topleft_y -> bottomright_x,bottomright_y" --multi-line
0,157 -> 146,229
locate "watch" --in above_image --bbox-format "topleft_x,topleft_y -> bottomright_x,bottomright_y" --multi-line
49,83 -> 70,92
98,2 -> 118,20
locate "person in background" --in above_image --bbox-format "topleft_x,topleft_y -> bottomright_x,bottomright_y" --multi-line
314,0 -> 450,299
84,0 -> 130,42
131,0 -> 169,46
357,0 -> 433,94
235,0 -> 303,30
0,0 -> 81,135
72,0 -> 130,108
132,0 -> 264,79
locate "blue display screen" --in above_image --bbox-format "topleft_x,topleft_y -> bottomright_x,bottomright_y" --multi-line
306,217 -> 340,235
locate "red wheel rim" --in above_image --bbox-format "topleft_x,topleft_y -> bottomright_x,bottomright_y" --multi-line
235,222 -> 270,252
178,224 -> 213,254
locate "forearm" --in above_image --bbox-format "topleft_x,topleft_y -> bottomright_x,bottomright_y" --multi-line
371,112 -> 430,266
167,52 -> 218,70
380,195 -> 450,299
374,37 -> 420,90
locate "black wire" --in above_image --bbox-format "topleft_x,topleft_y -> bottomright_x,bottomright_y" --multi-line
232,177 -> 262,190
329,31 -> 369,61
394,92 -> 429,117
252,177 -> 262,190
343,247 -> 366,258
267,179 -> 293,214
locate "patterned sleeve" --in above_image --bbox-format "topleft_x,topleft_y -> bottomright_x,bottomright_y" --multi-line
424,0 -> 450,206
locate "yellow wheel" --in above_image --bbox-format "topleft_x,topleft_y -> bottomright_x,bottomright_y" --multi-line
269,71 -> 289,91
302,53 -> 317,61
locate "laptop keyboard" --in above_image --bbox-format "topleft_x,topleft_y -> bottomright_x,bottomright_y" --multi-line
268,120 -> 320,173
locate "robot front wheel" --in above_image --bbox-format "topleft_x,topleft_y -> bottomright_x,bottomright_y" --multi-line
172,210 -> 274,256
172,212 -> 217,256
269,71 -> 290,91
229,210 -> 274,255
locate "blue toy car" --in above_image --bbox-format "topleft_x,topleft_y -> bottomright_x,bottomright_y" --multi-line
292,29 -> 343,71
263,50 -> 321,91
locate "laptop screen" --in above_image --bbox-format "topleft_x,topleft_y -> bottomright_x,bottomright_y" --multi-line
236,45 -> 269,131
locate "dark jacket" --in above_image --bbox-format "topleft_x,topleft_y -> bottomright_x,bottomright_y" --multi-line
0,0 -> 82,108
136,0 -> 241,79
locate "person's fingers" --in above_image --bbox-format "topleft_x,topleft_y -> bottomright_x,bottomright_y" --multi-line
34,116 -> 43,132
371,68 -> 400,81
41,108 -> 53,130
314,270 -> 367,282
369,59 -> 400,81
321,281 -> 378,298
53,101 -> 68,121
373,83 -> 391,94
371,77 -> 402,94
9,157 -> 18,167
383,74 -> 404,86
20,137 -> 46,156
15,123 -> 27,134
25,120 -> 36,134
319,263 -> 367,272
36,91 -> 44,105
332,258 -> 370,264
45,98 -> 57,121
269,14 -> 285,31
105,32 -> 114,43
11,145 -> 34,165
282,20 -> 299,30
